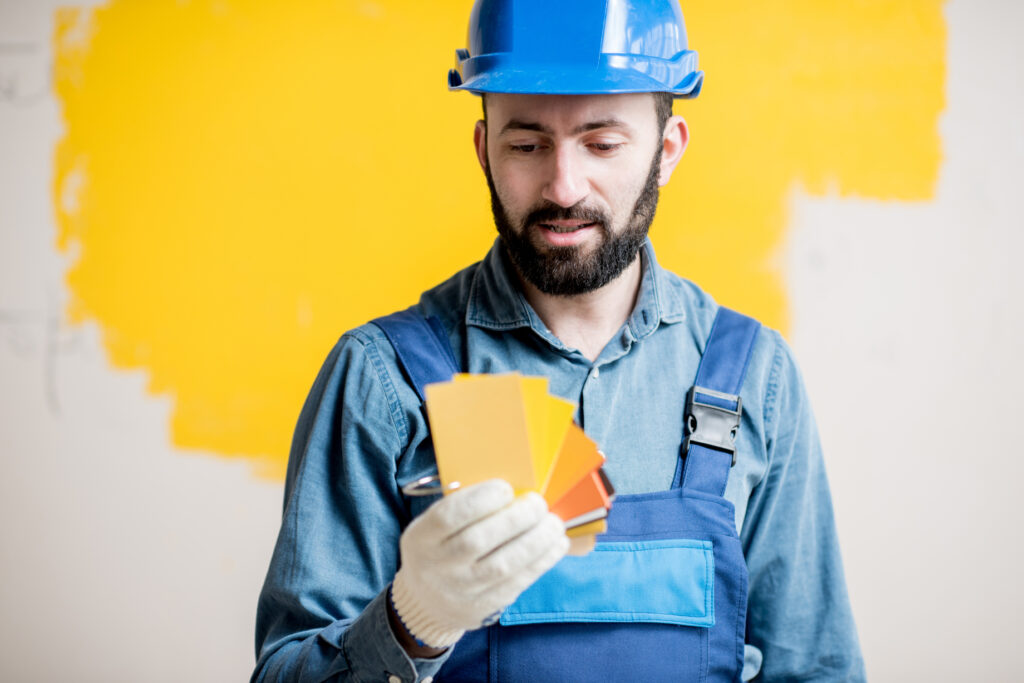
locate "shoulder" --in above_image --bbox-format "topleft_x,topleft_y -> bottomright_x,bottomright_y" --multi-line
657,268 -> 777,362
317,260 -> 485,436
317,324 -> 400,391
318,257 -> 482,387
295,326 -> 405,428
292,322 -> 419,465
416,260 -> 483,333
333,258 -> 482,372
656,267 -> 798,425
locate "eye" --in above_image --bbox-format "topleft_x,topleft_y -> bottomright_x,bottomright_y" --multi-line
509,143 -> 541,153
589,142 -> 623,152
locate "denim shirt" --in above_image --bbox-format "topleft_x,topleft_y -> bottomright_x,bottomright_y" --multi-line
253,239 -> 866,682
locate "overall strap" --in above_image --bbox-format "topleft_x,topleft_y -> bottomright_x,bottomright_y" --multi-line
370,309 -> 459,402
673,306 -> 761,496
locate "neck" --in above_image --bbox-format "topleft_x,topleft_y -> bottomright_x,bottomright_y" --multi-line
518,254 -> 644,362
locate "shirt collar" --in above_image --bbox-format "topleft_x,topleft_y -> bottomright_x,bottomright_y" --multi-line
465,237 -> 687,341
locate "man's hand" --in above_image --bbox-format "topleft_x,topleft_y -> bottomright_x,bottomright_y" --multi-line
389,479 -> 569,650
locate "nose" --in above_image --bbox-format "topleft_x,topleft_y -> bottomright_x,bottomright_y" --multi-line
541,144 -> 589,208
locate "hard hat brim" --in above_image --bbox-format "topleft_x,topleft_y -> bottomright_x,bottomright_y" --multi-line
449,53 -> 704,99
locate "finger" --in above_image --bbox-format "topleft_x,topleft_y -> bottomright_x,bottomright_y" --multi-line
484,520 -> 570,606
567,533 -> 596,556
416,479 -> 515,543
442,492 -> 548,561
471,512 -> 567,586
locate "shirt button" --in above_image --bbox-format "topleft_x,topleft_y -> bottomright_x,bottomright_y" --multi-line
387,675 -> 402,683
592,367 -> 600,379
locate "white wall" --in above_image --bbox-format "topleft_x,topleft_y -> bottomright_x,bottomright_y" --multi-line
788,2 -> 1024,679
0,2 -> 281,680
1,1 -> 1022,680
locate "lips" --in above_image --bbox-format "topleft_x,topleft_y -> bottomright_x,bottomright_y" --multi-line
537,221 -> 597,234
533,221 -> 599,247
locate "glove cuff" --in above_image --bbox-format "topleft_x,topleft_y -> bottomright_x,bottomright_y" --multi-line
391,571 -> 466,649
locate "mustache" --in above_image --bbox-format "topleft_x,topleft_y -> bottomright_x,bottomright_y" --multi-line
524,202 -> 608,229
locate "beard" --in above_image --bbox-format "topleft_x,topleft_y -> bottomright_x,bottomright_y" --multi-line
485,146 -> 662,296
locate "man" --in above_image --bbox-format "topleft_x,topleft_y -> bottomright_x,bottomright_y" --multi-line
253,1 -> 865,681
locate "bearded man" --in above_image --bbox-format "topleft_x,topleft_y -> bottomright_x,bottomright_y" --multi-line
252,2 -> 865,681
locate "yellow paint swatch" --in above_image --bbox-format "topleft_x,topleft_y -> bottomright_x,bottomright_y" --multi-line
567,519 -> 607,539
520,378 -> 576,492
425,374 -> 536,493
445,373 -> 576,494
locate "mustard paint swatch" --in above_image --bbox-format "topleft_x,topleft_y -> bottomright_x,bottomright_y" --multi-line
52,1 -> 945,477
425,374 -> 538,494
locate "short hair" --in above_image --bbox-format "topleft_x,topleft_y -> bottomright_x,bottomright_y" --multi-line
482,92 -> 675,136
653,92 -> 674,135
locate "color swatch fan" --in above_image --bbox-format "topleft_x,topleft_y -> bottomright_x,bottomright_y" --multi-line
425,373 -> 614,537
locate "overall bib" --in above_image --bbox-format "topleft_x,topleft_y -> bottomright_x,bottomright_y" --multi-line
373,308 -> 759,683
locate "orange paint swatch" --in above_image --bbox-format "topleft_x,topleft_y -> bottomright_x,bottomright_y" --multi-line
542,424 -> 605,506
550,470 -> 613,529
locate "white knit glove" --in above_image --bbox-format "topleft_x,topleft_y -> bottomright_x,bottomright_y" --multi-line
391,479 -> 569,648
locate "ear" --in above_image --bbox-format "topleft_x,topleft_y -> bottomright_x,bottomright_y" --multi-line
474,119 -> 488,173
658,115 -> 689,186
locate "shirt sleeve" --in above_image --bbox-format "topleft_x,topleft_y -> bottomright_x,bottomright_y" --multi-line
251,331 -> 452,683
740,331 -> 867,681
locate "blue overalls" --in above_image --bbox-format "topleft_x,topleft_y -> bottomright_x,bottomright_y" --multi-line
373,307 -> 760,683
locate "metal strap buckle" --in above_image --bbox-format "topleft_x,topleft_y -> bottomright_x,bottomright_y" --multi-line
400,475 -> 462,497
684,385 -> 742,466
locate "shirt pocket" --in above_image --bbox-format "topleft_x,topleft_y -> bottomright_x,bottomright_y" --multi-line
500,539 -> 715,627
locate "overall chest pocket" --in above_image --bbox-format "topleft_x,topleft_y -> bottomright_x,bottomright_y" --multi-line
500,539 -> 715,627
477,539 -> 716,683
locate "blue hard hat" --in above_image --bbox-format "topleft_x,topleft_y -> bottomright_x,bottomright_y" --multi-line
448,0 -> 703,98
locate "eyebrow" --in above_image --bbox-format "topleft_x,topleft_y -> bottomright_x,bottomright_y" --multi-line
498,117 -> 632,136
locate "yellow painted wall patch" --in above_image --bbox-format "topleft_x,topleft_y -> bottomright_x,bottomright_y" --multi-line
53,1 -> 945,477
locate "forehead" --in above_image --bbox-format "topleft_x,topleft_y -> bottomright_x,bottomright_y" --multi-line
485,93 -> 658,134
